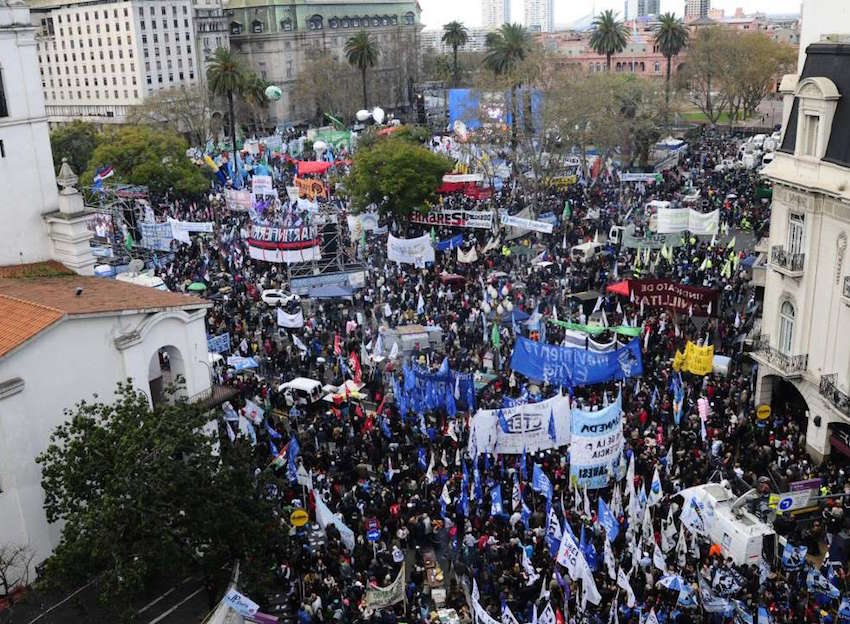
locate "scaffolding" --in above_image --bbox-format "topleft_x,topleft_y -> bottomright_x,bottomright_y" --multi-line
283,208 -> 364,283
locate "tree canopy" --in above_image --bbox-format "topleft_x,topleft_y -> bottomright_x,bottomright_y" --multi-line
442,21 -> 469,87
345,31 -> 379,110
83,126 -> 208,196
49,121 -> 100,177
589,10 -> 629,70
36,382 -> 281,618
126,84 -> 218,148
346,134 -> 453,218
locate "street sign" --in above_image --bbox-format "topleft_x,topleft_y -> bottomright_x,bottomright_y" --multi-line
756,404 -> 771,420
290,508 -> 309,527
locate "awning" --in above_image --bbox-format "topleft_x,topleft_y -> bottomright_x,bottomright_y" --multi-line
606,280 -> 631,297
297,160 -> 333,176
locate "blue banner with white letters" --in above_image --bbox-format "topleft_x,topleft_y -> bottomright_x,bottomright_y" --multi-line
510,336 -> 643,387
569,394 -> 624,489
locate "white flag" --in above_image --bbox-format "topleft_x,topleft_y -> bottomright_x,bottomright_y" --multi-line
389,341 -> 399,360
292,334 -> 309,353
653,542 -> 667,574
617,567 -> 636,607
661,507 -> 677,553
642,506 -> 654,544
538,603 -> 556,624
604,533 -> 617,580
502,602 -> 521,624
646,608 -> 660,624
689,529 -> 700,559
647,466 -> 662,507
579,560 -> 602,607
441,482 -> 452,505
583,485 -> 591,518
521,546 -> 540,586
677,523 -> 688,568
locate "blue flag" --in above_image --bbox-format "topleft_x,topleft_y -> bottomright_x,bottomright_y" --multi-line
265,419 -> 282,440
445,386 -> 457,418
806,567 -> 841,600
380,417 -> 392,440
418,447 -> 427,471
548,408 -> 557,442
839,597 -> 850,623
781,542 -> 807,570
269,438 -> 279,458
532,463 -> 553,500
287,436 -> 300,483
581,524 -> 597,571
490,485 -> 504,517
598,497 -> 619,542
466,382 -> 476,411
497,409 -> 510,433
521,501 -> 532,528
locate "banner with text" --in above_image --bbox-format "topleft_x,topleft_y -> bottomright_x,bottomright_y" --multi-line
410,209 -> 493,229
631,279 -> 718,316
468,392 -> 572,456
656,207 -> 719,235
224,189 -> 252,211
569,394 -> 624,489
501,213 -> 555,234
387,234 -> 435,266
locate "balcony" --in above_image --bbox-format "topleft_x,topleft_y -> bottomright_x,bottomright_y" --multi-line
820,374 -> 850,418
750,334 -> 808,378
770,245 -> 805,277
843,276 -> 850,306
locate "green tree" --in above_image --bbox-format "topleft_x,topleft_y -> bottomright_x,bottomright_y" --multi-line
589,10 -> 629,71
654,13 -> 688,114
483,23 -> 533,169
238,71 -> 271,135
345,31 -> 379,110
49,121 -> 100,176
36,382 -> 281,619
83,126 -> 208,196
347,136 -> 453,218
207,47 -> 246,157
442,21 -> 469,87
682,27 -> 731,125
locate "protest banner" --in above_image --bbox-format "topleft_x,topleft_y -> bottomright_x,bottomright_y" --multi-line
277,308 -> 305,328
139,222 -> 174,251
631,279 -> 718,316
387,234 -> 435,266
248,224 -> 322,264
655,207 -> 719,235
207,332 -> 231,354
168,219 -> 214,244
224,188 -> 252,211
294,177 -> 328,200
251,174 -> 274,196
621,226 -> 683,250
620,172 -> 662,183
457,247 -> 478,263
409,209 -> 493,229
500,213 -> 554,234
315,493 -> 355,551
569,394 -> 624,489
510,336 -> 643,388
362,564 -> 406,611
467,392 -> 572,455
673,341 -> 714,376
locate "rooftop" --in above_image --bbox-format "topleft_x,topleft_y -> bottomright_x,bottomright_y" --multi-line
0,295 -> 64,359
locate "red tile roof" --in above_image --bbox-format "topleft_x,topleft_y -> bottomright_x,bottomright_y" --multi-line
0,295 -> 65,359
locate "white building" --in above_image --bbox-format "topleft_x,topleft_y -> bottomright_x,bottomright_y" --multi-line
0,267 -> 214,574
29,0 -> 202,124
684,0 -> 710,21
796,0 -> 850,70
523,0 -> 553,33
0,0 -> 58,266
481,0 -> 509,30
754,40 -> 850,461
420,26 -> 493,54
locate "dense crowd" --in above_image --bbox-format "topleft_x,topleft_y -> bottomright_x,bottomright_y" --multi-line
150,128 -> 848,624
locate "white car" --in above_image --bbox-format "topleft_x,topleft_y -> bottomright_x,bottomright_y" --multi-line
261,289 -> 299,306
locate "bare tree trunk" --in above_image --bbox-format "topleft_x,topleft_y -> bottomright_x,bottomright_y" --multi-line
453,46 -> 459,87
607,53 -> 612,71
665,55 -> 672,117
228,90 -> 237,161
361,67 -> 368,111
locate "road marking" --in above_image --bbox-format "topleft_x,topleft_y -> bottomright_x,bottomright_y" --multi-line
181,576 -> 198,585
147,587 -> 204,624
137,587 -> 175,614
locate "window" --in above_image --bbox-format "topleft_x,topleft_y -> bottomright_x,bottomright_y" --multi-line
230,21 -> 242,35
654,62 -> 660,72
280,18 -> 292,31
251,19 -> 263,33
308,14 -> 322,30
788,213 -> 805,256
801,113 -> 819,157
329,17 -> 338,28
403,11 -> 415,25
341,17 -> 350,28
778,301 -> 795,355
0,68 -> 7,117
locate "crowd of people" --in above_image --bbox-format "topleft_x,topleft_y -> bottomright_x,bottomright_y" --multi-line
147,127 -> 848,624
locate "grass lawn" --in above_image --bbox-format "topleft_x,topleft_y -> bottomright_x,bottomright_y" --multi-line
677,110 -> 747,124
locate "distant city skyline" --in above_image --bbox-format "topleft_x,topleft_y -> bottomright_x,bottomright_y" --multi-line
420,0 -> 801,30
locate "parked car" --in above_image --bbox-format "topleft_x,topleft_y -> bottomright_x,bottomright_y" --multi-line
261,289 -> 299,307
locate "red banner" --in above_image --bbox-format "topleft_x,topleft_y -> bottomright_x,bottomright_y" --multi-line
630,279 -> 718,316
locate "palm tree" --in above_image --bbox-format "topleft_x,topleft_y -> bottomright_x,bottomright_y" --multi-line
654,13 -> 689,112
483,23 -> 532,166
441,21 -> 469,87
589,10 -> 629,71
207,47 -> 246,158
345,31 -> 379,111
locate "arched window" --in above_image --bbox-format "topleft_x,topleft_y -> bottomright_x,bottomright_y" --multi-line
390,15 -> 398,25
251,19 -> 263,33
639,62 -> 645,72
615,62 -> 621,71
229,21 -> 242,35
371,15 -> 380,27
307,14 -> 322,30
403,11 -> 415,25
779,300 -> 795,354
351,17 -> 360,27
382,15 -> 390,26
341,17 -> 350,28
280,18 -> 292,31
329,17 -> 338,28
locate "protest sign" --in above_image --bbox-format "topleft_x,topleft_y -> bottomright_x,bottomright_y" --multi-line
207,332 -> 231,354
569,394 -> 624,489
224,188 -> 252,211
631,279 -> 718,316
363,564 -> 406,611
251,174 -> 274,196
673,341 -> 714,375
656,207 -> 719,235
277,308 -> 305,328
294,177 -> 328,200
139,222 -> 174,251
410,209 -> 493,229
387,234 -> 435,265
500,213 -> 554,234
467,392 -> 571,455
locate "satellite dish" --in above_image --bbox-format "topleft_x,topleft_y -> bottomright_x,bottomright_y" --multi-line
264,85 -> 282,101
355,109 -> 371,122
313,140 -> 327,152
128,259 -> 144,275
371,107 -> 385,124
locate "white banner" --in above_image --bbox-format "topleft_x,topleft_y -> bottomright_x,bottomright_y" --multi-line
363,564 -> 406,611
387,234 -> 435,266
315,493 -> 355,551
619,172 -> 660,182
276,308 -> 305,328
252,174 -> 274,196
248,245 -> 322,264
224,189 -> 252,211
501,213 -> 554,234
168,219 -> 214,244
656,208 -> 719,235
468,393 -> 571,455
443,173 -> 484,183
457,246 -> 478,264
410,209 -> 493,229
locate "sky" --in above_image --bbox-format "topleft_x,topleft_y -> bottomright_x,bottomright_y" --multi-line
418,0 -> 802,30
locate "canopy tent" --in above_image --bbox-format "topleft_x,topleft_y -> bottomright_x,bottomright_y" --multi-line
308,284 -> 354,299
297,161 -> 334,176
606,280 -> 631,297
488,308 -> 530,325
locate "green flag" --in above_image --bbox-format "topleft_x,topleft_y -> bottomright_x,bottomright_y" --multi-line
124,231 -> 134,251
562,200 -> 572,221
491,322 -> 501,349
430,227 -> 436,243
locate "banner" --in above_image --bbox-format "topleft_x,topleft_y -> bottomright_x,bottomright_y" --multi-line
409,364 -> 475,409
569,394 -> 624,489
387,234 -> 435,266
223,589 -> 259,617
631,279 -> 718,316
510,336 -> 643,388
435,234 -> 464,251
363,564 -> 406,611
410,209 -> 493,229
277,308 -> 305,328
457,246 -> 478,263
621,226 -> 683,250
467,393 -> 571,455
139,222 -> 174,251
501,213 -> 554,234
315,493 -> 355,552
294,176 -> 328,200
620,172 -> 662,182
248,224 -> 322,264
443,173 -> 484,183
673,341 -> 714,376
207,332 -> 231,354
224,188 -> 252,211
656,207 -> 719,235
169,219 -> 214,244
346,212 -> 380,241
251,174 -> 274,196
